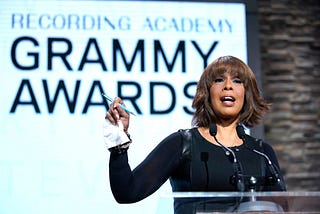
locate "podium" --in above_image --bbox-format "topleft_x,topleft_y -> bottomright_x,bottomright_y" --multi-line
157,191 -> 320,213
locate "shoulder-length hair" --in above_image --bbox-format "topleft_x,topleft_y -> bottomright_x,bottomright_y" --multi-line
192,55 -> 270,128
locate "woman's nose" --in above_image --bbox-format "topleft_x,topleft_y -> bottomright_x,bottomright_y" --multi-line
223,79 -> 233,90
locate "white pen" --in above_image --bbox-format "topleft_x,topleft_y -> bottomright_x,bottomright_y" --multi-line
102,93 -> 136,116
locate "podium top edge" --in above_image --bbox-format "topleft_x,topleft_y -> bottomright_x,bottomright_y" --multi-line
160,191 -> 320,198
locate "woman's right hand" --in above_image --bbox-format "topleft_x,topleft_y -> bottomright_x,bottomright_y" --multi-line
105,97 -> 130,133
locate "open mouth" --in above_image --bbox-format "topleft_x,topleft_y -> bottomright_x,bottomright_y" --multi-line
220,96 -> 235,102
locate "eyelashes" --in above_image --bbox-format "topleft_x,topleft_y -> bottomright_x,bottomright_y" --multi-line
213,77 -> 243,84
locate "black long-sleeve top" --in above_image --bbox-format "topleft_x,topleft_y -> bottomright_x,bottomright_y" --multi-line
109,128 -> 286,213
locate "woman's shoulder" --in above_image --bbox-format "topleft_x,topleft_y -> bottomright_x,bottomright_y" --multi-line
177,127 -> 197,138
175,127 -> 199,159
160,127 -> 197,145
244,134 -> 275,152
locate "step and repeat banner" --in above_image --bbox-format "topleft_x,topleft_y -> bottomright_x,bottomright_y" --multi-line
0,1 -> 247,213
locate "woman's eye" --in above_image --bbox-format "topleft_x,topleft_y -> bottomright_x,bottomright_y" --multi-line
214,78 -> 224,83
234,79 -> 243,84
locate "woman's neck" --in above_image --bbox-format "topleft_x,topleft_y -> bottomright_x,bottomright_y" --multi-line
215,123 -> 242,147
198,121 -> 243,147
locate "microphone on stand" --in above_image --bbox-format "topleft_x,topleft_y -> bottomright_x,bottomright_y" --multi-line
209,124 -> 245,192
236,124 -> 286,191
200,152 -> 209,190
235,124 -> 285,213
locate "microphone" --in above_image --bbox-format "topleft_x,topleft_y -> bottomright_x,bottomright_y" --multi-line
236,124 -> 286,191
209,124 -> 245,191
200,152 -> 209,190
235,124 -> 246,141
209,124 -> 236,161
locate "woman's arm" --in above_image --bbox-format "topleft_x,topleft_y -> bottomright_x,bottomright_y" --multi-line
109,132 -> 184,203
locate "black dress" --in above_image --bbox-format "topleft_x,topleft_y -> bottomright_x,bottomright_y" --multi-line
109,127 -> 286,213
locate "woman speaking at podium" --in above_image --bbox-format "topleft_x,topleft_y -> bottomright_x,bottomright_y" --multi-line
104,56 -> 286,213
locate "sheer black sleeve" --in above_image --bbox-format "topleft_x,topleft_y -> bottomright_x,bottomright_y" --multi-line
109,131 -> 184,203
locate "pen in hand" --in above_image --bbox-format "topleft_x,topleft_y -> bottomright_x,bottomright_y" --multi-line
102,93 -> 136,116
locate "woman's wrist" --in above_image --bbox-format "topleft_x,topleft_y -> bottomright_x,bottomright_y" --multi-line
108,132 -> 132,154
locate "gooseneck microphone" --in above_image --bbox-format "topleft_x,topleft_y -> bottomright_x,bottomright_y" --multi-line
209,124 -> 236,162
200,152 -> 209,190
209,124 -> 245,192
236,124 -> 286,191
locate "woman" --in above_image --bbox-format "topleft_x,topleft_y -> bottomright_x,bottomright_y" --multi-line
104,56 -> 286,213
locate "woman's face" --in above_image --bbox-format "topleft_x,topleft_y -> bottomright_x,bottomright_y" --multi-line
210,73 -> 245,121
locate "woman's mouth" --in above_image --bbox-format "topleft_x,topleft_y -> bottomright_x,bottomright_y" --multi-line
220,96 -> 235,105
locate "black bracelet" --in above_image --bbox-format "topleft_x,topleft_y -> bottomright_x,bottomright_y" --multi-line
108,133 -> 132,154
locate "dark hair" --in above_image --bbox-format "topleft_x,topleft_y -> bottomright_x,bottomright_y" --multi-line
192,55 -> 270,128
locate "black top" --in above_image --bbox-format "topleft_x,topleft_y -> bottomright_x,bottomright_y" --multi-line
109,128 -> 286,213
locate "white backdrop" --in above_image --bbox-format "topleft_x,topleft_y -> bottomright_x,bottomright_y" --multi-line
0,1 -> 247,213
